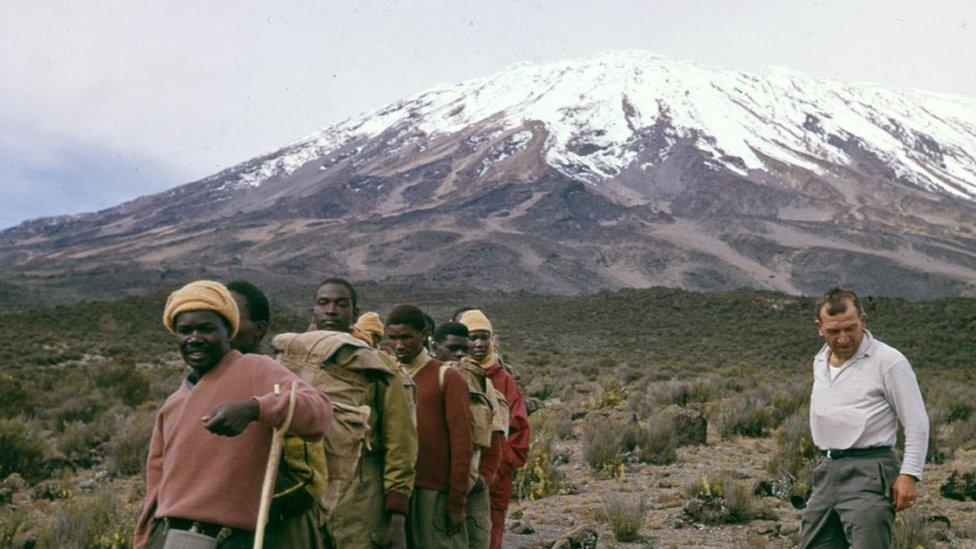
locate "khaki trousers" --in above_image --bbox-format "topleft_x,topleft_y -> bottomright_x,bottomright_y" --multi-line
465,482 -> 492,549
799,450 -> 899,549
408,488 -> 467,549
326,453 -> 389,549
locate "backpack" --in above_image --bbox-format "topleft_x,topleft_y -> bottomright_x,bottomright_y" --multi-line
272,330 -> 397,518
443,359 -> 509,488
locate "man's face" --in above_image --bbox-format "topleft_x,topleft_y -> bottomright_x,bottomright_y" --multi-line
816,300 -> 866,361
312,283 -> 356,332
386,324 -> 426,364
174,310 -> 231,373
433,334 -> 470,363
468,330 -> 492,361
230,291 -> 268,354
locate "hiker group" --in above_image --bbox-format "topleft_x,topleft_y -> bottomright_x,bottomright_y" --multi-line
134,278 -> 529,549
134,280 -> 929,549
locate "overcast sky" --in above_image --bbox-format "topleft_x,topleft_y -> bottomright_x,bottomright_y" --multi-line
2,1 -> 974,229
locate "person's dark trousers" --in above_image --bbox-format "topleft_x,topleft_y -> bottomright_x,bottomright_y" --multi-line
799,448 -> 900,548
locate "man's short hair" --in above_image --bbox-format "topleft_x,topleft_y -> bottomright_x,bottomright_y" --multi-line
316,277 -> 358,309
386,304 -> 428,332
434,321 -> 469,343
815,287 -> 864,320
227,280 -> 270,323
424,314 -> 436,336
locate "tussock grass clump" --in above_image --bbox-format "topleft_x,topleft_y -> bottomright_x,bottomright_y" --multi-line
0,417 -> 48,480
588,377 -> 626,410
514,414 -> 564,500
35,486 -> 135,548
554,417 -> 574,440
683,474 -> 756,524
603,492 -> 646,542
634,417 -> 679,465
106,410 -> 155,477
892,513 -> 940,549
765,408 -> 818,501
716,397 -> 772,438
583,418 -> 624,476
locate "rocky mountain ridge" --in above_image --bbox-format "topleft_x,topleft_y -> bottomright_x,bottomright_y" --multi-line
3,51 -> 976,302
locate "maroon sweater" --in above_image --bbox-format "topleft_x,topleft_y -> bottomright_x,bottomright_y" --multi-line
411,357 -> 473,516
134,351 -> 332,548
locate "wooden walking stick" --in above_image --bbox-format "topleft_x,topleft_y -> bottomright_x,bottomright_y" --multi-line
254,381 -> 297,549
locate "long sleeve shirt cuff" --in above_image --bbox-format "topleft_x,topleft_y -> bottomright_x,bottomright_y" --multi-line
386,491 -> 410,515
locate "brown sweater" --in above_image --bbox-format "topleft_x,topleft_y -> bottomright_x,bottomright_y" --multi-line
409,356 -> 473,516
134,351 -> 332,548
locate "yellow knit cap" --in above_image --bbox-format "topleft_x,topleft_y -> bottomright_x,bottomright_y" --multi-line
459,309 -> 492,334
355,312 -> 385,338
162,280 -> 240,338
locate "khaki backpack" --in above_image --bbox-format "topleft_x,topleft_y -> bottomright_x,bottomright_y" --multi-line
272,330 -> 397,518
443,359 -> 510,488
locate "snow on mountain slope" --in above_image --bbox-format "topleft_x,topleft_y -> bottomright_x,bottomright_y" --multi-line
232,50 -> 976,200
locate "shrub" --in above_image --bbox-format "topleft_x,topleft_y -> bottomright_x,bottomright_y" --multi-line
58,420 -> 109,467
765,408 -> 818,501
0,417 -> 48,480
514,414 -> 563,500
554,417 -> 574,440
35,486 -> 136,548
582,418 -> 624,476
716,397 -> 771,438
603,493 -> 645,542
105,411 -> 155,476
0,374 -> 30,417
589,378 -> 626,409
635,417 -> 679,465
683,474 -> 755,524
892,513 -> 940,549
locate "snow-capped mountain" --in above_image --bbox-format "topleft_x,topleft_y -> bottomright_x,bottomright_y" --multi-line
3,51 -> 976,302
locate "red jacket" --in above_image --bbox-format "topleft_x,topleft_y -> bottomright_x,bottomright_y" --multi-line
412,358 -> 474,516
484,361 -> 530,506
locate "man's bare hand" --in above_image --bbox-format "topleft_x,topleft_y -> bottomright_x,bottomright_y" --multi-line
380,513 -> 406,549
201,399 -> 260,436
447,508 -> 466,535
892,474 -> 918,512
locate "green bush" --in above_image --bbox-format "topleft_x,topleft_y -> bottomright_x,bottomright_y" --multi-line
683,474 -> 756,524
105,411 -> 155,476
603,492 -> 645,542
0,417 -> 48,480
716,397 -> 771,438
765,408 -> 818,501
582,418 -> 624,476
58,420 -> 109,466
635,417 -> 679,465
35,486 -> 136,548
514,414 -> 563,500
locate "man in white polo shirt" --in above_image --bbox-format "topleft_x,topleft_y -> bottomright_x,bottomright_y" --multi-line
799,287 -> 929,548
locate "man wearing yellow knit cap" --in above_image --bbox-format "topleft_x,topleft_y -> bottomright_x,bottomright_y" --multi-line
353,311 -> 385,348
135,281 -> 333,549
458,309 -> 530,549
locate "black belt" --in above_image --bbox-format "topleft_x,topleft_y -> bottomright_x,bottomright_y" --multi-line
161,517 -> 250,541
821,446 -> 892,459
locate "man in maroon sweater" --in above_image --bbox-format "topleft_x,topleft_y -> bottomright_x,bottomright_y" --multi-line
432,321 -> 503,549
135,280 -> 333,548
459,309 -> 531,549
387,305 -> 473,548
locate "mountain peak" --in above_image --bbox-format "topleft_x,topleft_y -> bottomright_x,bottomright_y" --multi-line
3,52 -> 976,302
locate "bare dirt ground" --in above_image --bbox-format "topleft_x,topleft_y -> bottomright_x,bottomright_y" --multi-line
501,427 -> 976,548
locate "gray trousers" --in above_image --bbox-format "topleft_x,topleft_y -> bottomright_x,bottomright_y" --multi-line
408,488 -> 468,549
799,450 -> 899,549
